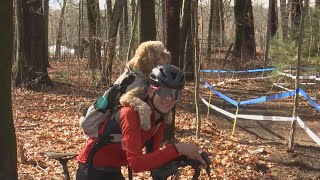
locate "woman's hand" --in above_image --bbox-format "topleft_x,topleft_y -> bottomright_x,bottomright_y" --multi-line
174,143 -> 205,164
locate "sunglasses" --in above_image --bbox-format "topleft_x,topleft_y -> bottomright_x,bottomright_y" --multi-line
150,86 -> 182,101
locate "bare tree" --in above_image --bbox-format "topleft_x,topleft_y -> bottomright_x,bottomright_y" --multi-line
106,0 -> 112,36
14,0 -> 53,88
179,0 -> 191,68
290,0 -> 302,40
105,0 -> 125,84
0,0 -> 17,179
207,0 -> 214,57
233,0 -> 256,64
270,0 -> 278,37
140,0 -> 156,41
165,0 -> 181,142
161,0 -> 166,44
280,0 -> 289,40
86,0 -> 101,78
54,0 -> 67,60
212,0 -> 224,47
123,0 -> 129,46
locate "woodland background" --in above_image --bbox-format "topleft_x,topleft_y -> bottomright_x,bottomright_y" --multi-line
1,0 -> 320,179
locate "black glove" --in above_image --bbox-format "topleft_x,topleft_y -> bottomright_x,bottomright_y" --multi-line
151,151 -> 211,180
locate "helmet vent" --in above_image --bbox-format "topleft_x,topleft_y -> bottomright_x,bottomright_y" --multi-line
160,68 -> 167,77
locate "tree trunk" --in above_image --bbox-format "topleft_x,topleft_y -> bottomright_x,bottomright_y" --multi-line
270,0 -> 278,37
54,0 -> 67,60
207,0 -> 214,57
0,1 -> 17,179
290,0 -> 302,40
131,0 -> 136,27
15,0 -> 53,88
179,0 -> 191,68
165,0 -> 181,142
140,0 -> 156,41
123,0 -> 129,47
105,0 -> 125,84
166,0 -> 181,68
280,0 -> 289,40
218,0 -> 225,47
86,0 -> 101,75
78,0 -> 85,59
233,0 -> 256,65
127,0 -> 140,61
212,0 -> 223,47
161,0 -> 166,44
106,0 -> 112,37
192,0 -> 201,139
184,19 -> 194,81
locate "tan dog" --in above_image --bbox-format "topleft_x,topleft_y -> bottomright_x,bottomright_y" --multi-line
116,41 -> 173,130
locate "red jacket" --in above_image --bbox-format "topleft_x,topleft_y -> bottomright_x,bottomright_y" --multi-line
77,106 -> 180,173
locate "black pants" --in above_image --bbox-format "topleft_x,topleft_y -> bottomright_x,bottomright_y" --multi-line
76,163 -> 125,180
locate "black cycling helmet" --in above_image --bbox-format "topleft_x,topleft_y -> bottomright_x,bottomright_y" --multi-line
149,64 -> 186,90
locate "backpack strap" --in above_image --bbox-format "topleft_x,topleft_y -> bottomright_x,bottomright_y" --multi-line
145,117 -> 164,154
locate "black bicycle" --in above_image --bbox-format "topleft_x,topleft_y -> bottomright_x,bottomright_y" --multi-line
44,151 -> 211,180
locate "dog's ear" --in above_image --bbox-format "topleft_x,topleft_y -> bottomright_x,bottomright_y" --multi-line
158,49 -> 172,64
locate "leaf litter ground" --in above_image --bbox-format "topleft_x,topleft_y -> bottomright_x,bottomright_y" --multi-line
14,59 -> 320,180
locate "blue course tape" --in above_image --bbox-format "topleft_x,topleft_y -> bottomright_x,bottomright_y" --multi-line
200,79 -> 239,106
239,91 -> 296,105
201,78 -> 320,111
298,88 -> 320,111
200,67 -> 277,73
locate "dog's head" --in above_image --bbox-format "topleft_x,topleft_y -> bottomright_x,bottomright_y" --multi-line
127,41 -> 172,75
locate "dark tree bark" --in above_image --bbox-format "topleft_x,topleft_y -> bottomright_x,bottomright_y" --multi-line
165,0 -> 181,142
280,0 -> 289,40
270,0 -> 278,37
290,0 -> 302,40
140,0 -> 156,41
78,0 -> 85,59
161,0 -> 166,44
54,0 -> 67,60
166,0 -> 181,68
131,0 -> 136,27
233,0 -> 256,63
105,0 -> 125,84
15,0 -> 53,88
86,0 -> 101,74
183,0 -> 197,81
0,0 -> 17,179
207,0 -> 214,57
106,0 -> 112,36
212,0 -> 223,47
179,0 -> 191,68
119,0 -> 129,51
123,0 -> 129,46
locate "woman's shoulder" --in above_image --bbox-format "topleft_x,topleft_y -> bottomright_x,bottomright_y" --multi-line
120,106 -> 138,116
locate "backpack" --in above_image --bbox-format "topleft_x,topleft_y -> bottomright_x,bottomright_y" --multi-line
80,68 -> 137,138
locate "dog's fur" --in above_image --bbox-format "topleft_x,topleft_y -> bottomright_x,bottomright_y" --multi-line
117,41 -> 172,130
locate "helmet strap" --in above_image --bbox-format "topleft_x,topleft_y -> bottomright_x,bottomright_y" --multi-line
149,93 -> 168,117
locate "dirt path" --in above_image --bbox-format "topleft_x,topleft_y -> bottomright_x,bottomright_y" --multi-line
199,77 -> 320,180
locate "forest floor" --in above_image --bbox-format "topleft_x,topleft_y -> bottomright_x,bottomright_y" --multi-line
13,59 -> 320,180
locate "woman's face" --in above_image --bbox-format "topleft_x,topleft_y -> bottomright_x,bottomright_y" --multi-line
148,86 -> 178,114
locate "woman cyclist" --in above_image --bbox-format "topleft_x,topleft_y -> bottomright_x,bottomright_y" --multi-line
76,64 -> 205,180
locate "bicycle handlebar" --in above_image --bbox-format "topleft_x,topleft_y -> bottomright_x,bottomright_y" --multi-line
151,151 -> 211,180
